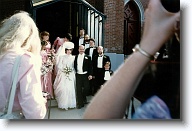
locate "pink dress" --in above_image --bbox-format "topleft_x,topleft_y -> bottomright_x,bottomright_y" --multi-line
45,41 -> 51,52
52,37 -> 65,53
0,51 -> 47,119
40,50 -> 54,98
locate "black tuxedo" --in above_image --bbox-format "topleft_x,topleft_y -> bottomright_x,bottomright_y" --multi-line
74,54 -> 93,75
72,36 -> 84,55
85,47 -> 98,95
92,54 -> 111,74
92,54 -> 111,94
74,54 -> 93,108
85,47 -> 98,60
81,42 -> 89,50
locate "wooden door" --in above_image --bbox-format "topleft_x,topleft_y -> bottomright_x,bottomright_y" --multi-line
124,1 -> 141,55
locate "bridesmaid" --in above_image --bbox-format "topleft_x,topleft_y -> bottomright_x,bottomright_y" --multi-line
40,31 -> 52,53
40,37 -> 54,98
40,31 -> 56,87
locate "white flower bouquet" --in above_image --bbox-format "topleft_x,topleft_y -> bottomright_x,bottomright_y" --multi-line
47,49 -> 56,64
41,59 -> 53,75
41,64 -> 50,75
62,66 -> 73,80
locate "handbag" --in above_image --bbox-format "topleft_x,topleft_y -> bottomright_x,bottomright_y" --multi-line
0,55 -> 24,119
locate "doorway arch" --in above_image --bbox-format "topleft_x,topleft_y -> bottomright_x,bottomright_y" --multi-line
124,0 -> 144,55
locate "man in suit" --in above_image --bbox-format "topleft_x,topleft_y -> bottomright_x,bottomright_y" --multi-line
85,38 -> 98,95
82,34 -> 90,50
85,38 -> 98,60
73,28 -> 85,55
74,45 -> 93,109
92,46 -> 111,95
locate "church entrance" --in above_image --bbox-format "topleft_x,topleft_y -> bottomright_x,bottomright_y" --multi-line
124,1 -> 141,55
31,0 -> 106,46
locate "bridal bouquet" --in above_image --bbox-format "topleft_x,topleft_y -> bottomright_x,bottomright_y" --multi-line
62,66 -> 73,80
41,64 -> 50,75
41,59 -> 54,75
47,49 -> 56,64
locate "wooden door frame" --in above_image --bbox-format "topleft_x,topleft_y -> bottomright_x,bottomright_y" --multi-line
124,0 -> 144,55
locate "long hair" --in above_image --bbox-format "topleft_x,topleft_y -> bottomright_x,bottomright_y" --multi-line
0,11 -> 41,58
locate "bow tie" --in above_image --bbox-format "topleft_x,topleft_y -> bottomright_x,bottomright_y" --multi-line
105,70 -> 109,71
90,47 -> 94,48
98,55 -> 103,57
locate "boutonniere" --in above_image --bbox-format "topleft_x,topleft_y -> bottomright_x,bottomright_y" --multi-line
85,57 -> 88,59
103,56 -> 106,58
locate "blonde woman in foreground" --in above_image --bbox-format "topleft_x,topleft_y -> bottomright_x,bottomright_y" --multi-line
0,11 -> 47,119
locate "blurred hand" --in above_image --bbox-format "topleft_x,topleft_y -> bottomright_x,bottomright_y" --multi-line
141,0 -> 180,55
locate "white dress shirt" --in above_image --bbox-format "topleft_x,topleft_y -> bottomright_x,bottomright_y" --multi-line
104,71 -> 111,80
79,37 -> 84,46
85,43 -> 89,49
97,55 -> 103,68
77,53 -> 87,74
89,47 -> 94,60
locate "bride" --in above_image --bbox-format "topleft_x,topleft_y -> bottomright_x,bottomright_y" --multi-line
53,42 -> 76,110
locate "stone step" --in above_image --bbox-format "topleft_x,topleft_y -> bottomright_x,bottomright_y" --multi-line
47,99 -> 58,107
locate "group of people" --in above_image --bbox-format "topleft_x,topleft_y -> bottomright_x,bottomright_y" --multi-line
0,0 -> 180,119
39,29 -> 113,110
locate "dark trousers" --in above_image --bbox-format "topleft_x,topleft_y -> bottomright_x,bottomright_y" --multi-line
76,73 -> 90,107
89,79 -> 95,96
94,68 -> 105,95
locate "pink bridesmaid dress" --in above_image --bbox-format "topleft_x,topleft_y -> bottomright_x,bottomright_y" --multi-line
52,37 -> 65,53
40,49 -> 54,98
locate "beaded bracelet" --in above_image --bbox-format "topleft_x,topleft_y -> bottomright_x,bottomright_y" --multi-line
132,44 -> 154,60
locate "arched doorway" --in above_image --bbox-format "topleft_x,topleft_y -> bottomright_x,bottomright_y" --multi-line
124,1 -> 141,55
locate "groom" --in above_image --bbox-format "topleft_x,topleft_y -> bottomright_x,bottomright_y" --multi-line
74,45 -> 93,109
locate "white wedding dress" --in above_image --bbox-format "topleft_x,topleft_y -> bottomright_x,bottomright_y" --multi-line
53,54 -> 76,110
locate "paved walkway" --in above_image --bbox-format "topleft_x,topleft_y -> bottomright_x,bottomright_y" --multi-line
44,96 -> 141,119
44,96 -> 92,119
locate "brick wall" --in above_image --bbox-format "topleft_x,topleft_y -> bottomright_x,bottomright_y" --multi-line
86,0 -> 124,53
104,0 -> 124,53
86,0 -> 149,54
